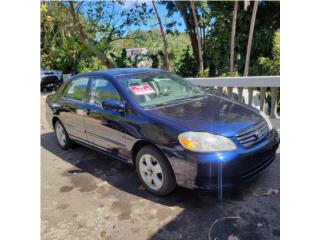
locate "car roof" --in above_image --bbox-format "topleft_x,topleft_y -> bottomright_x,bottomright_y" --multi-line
87,68 -> 163,78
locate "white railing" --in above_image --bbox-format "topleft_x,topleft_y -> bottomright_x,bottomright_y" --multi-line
185,76 -> 280,118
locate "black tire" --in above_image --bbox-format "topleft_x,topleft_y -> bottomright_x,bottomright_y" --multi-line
135,145 -> 176,196
54,120 -> 73,150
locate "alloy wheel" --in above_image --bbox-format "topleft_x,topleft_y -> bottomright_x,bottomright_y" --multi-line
55,122 -> 67,147
139,154 -> 164,190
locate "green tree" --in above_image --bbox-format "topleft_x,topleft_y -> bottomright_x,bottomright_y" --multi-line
41,1 -> 153,71
175,46 -> 197,77
68,1 -> 117,68
164,1 -> 203,74
152,0 -> 169,70
230,1 -> 238,76
41,1 -> 279,77
189,0 -> 204,73
114,49 -> 134,68
244,0 -> 258,77
205,1 -> 280,76
258,30 -> 280,75
41,2 -> 105,73
149,53 -> 160,68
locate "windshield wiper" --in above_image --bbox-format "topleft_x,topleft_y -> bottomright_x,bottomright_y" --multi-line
145,101 -> 179,108
146,103 -> 167,108
189,94 -> 208,99
145,94 -> 207,109
172,94 -> 207,102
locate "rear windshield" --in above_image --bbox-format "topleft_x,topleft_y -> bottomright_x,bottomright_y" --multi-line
115,71 -> 204,107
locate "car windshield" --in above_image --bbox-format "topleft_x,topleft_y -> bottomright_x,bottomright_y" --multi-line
116,71 -> 204,107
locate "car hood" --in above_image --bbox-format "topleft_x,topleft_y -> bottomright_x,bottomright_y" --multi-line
146,94 -> 264,137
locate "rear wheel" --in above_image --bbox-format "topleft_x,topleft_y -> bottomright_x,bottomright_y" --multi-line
136,146 -> 176,196
54,120 -> 73,149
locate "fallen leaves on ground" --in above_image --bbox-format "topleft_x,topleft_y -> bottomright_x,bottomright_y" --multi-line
169,206 -> 178,211
257,223 -> 264,227
208,216 -> 241,240
100,230 -> 107,240
254,188 -> 279,197
265,188 -> 279,196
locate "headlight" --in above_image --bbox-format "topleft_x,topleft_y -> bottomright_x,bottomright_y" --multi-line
260,111 -> 272,130
178,132 -> 236,152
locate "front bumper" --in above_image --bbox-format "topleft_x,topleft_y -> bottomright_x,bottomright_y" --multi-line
165,129 -> 280,190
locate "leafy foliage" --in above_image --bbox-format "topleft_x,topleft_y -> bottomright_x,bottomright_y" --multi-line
108,29 -> 191,71
204,1 -> 280,76
41,2 -> 105,73
258,30 -> 280,75
41,1 -> 280,77
175,46 -> 197,77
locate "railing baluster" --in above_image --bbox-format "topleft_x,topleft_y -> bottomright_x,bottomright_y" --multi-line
185,76 -> 280,116
260,87 -> 266,112
238,87 -> 243,103
227,87 -> 233,98
248,87 -> 253,107
270,87 -> 278,118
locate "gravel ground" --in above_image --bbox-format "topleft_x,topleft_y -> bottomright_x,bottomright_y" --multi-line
41,93 -> 280,240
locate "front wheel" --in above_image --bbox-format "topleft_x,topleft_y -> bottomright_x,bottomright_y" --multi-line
136,146 -> 176,196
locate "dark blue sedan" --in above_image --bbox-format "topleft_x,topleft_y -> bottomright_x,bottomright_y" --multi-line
46,68 -> 279,196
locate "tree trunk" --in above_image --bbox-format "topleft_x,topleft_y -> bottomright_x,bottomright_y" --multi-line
244,0 -> 258,76
202,27 -> 206,67
68,1 -> 117,69
189,0 -> 204,73
175,1 -> 201,74
230,1 -> 238,76
152,0 -> 169,70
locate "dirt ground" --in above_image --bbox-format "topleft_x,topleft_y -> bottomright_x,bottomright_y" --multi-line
41,93 -> 280,240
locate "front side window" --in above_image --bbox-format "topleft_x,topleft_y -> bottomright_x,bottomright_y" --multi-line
116,71 -> 204,107
63,77 -> 89,101
89,78 -> 121,106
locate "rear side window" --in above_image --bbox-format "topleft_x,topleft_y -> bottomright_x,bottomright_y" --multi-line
89,78 -> 120,106
63,77 -> 89,101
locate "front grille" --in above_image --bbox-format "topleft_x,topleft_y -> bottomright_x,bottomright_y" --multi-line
236,120 -> 269,148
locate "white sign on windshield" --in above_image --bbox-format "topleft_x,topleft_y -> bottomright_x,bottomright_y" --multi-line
129,84 -> 156,95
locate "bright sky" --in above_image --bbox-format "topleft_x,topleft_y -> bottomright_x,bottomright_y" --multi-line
126,0 -> 186,31
82,0 -> 186,33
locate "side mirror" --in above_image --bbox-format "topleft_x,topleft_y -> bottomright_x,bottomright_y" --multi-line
102,100 -> 125,112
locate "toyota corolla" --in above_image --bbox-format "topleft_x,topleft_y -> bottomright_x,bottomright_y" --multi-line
46,68 -> 280,196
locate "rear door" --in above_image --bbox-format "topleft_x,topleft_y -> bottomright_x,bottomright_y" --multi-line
84,77 -> 126,155
59,77 -> 89,141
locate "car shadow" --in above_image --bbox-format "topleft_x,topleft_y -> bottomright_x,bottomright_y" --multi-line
41,131 -> 280,240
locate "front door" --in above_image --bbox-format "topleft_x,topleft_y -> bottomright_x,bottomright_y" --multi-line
59,77 -> 89,141
84,77 -> 126,156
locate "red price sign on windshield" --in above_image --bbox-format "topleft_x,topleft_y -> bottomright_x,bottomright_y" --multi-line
129,84 -> 156,95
